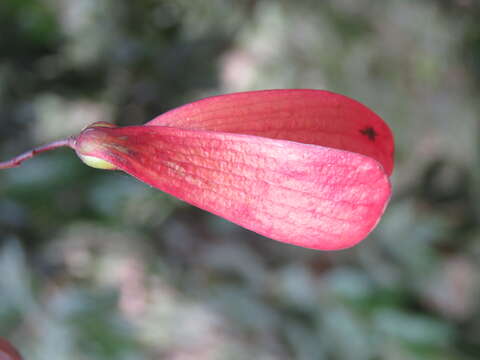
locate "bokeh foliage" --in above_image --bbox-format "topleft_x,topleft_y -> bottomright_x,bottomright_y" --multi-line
1,0 -> 479,359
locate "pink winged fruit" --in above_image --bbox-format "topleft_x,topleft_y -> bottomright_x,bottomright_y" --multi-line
0,90 -> 394,250
0,337 -> 23,360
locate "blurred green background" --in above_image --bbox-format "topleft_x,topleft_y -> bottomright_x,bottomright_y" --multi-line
1,0 -> 479,359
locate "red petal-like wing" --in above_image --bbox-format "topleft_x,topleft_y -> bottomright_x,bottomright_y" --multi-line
148,90 -> 394,175
75,126 -> 391,250
0,338 -> 23,360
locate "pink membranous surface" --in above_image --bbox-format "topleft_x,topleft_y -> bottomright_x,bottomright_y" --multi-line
74,90 -> 394,250
0,337 -> 23,360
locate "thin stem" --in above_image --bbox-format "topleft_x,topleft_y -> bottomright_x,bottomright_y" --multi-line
0,137 -> 76,170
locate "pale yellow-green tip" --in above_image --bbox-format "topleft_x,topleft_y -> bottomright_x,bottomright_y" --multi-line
77,154 -> 117,170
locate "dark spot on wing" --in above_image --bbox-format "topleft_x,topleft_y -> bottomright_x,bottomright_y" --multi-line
360,126 -> 378,141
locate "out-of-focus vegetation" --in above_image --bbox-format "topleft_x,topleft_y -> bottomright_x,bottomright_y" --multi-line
1,0 -> 479,359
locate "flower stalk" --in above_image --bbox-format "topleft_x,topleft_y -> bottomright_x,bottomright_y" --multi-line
0,137 -> 75,170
